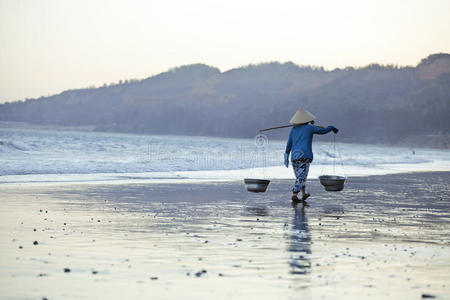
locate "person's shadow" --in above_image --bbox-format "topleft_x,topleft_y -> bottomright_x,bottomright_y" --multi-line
288,202 -> 311,275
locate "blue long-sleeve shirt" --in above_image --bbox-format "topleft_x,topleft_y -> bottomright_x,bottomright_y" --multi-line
285,124 -> 334,161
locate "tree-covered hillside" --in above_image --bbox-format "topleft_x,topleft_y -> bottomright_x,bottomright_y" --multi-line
1,53 -> 449,147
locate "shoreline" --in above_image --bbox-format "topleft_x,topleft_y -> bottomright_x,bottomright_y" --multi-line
1,170 -> 449,188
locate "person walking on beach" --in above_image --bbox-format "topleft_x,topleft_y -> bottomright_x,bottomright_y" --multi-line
284,109 -> 338,202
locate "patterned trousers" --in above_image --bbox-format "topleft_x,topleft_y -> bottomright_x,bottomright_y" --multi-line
292,158 -> 312,193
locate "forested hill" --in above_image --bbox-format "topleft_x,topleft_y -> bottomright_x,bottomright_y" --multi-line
1,53 -> 449,147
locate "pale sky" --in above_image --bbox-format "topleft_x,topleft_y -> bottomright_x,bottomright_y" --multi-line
0,0 -> 449,103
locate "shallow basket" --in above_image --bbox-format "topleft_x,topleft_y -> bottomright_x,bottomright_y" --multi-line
319,175 -> 346,192
244,178 -> 270,193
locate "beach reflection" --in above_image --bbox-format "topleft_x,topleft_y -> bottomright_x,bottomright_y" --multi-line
288,202 -> 311,275
245,206 -> 268,216
1,172 -> 450,299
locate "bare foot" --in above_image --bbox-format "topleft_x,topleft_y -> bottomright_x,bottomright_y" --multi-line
302,193 -> 310,201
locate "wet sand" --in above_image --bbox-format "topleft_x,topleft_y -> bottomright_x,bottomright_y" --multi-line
0,172 -> 449,299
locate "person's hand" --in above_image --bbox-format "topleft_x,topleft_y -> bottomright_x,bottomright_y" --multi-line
284,153 -> 289,168
332,127 -> 339,134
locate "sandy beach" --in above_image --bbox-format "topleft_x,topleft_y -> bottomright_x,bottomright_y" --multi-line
0,172 -> 449,300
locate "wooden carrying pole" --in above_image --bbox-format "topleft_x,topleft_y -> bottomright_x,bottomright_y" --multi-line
259,123 -> 325,132
259,124 -> 293,132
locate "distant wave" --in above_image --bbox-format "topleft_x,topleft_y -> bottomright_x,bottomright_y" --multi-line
0,127 -> 449,183
323,151 -> 336,158
0,140 -> 29,151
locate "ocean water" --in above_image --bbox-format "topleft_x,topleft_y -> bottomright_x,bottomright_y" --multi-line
1,126 -> 449,184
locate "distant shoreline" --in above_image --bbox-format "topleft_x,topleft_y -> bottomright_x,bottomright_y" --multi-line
1,121 -> 449,150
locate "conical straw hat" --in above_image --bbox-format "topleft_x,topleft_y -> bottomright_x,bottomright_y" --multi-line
290,109 -> 316,125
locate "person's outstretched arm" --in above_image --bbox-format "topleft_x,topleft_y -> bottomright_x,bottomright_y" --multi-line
311,125 -> 338,135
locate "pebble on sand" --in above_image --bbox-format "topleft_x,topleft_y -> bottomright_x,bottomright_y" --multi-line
64,268 -> 71,273
33,241 -> 39,245
195,270 -> 207,277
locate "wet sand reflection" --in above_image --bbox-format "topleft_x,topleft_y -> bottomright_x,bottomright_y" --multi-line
1,172 -> 449,299
288,202 -> 311,275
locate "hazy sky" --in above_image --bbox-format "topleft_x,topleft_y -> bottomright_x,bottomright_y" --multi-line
0,0 -> 449,103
